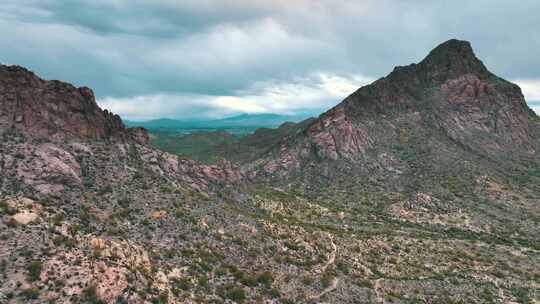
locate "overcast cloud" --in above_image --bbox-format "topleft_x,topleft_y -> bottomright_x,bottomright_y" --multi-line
1,0 -> 539,119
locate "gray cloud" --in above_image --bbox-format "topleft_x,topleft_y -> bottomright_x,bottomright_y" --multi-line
0,0 -> 539,120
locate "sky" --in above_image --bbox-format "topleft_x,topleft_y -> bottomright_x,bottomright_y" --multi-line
1,0 -> 539,120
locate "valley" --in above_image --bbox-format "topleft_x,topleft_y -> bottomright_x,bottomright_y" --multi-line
0,40 -> 539,304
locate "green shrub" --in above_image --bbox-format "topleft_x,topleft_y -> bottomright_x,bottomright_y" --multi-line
321,272 -> 334,288
336,260 -> 350,274
20,287 -> 39,299
357,279 -> 373,288
302,276 -> 314,285
268,288 -> 280,298
240,275 -> 257,287
197,276 -> 209,287
26,260 -> 42,282
97,185 -> 113,195
51,213 -> 64,226
225,287 -> 246,303
171,277 -> 191,293
257,271 -> 273,286
6,217 -> 18,228
83,285 -> 104,304
0,201 -> 16,215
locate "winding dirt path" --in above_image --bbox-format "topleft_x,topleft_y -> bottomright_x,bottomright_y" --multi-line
320,234 -> 337,273
308,277 -> 339,301
373,278 -> 384,303
309,233 -> 340,301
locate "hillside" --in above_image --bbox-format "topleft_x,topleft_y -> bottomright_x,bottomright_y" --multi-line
1,40 -> 539,304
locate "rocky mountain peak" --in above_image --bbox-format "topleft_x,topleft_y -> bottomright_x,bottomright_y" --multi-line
0,64 -> 148,144
384,39 -> 490,89
416,39 -> 490,82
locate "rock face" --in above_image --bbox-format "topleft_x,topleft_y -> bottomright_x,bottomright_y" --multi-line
261,39 -> 537,176
0,64 -> 148,143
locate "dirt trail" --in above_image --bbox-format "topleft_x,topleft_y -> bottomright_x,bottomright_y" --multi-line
320,234 -> 337,273
373,278 -> 384,303
309,233 -> 339,301
308,277 -> 339,301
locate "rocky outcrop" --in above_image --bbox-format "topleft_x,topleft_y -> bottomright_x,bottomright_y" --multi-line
432,74 -> 534,154
137,145 -> 244,191
10,143 -> 83,195
0,64 -> 148,143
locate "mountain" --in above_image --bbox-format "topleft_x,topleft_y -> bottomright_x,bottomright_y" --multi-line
1,40 -> 539,304
258,39 -> 537,178
125,113 -> 313,131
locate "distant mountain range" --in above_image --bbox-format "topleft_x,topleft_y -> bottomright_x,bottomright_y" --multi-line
124,113 -> 314,131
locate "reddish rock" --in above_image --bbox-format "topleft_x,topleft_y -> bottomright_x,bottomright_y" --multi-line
432,74 -> 534,154
94,266 -> 128,303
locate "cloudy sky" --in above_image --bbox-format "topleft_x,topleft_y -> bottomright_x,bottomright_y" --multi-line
1,0 -> 539,120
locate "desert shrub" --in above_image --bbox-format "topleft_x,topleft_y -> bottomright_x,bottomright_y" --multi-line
20,287 -> 39,299
0,201 -> 16,215
336,260 -> 350,274
26,260 -> 42,282
51,213 -> 64,226
197,275 -> 209,287
257,271 -> 273,286
321,271 -> 334,288
283,241 -> 302,251
357,279 -> 373,288
240,275 -> 257,287
171,277 -> 192,293
52,236 -> 77,248
83,285 -> 105,304
198,261 -> 212,272
268,288 -> 280,298
511,287 -> 531,303
118,197 -> 130,208
302,276 -> 314,285
155,292 -> 168,304
6,217 -> 18,228
225,287 -> 246,303
0,259 -> 7,273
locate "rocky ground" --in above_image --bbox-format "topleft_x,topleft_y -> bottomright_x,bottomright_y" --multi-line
1,135 -> 539,303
